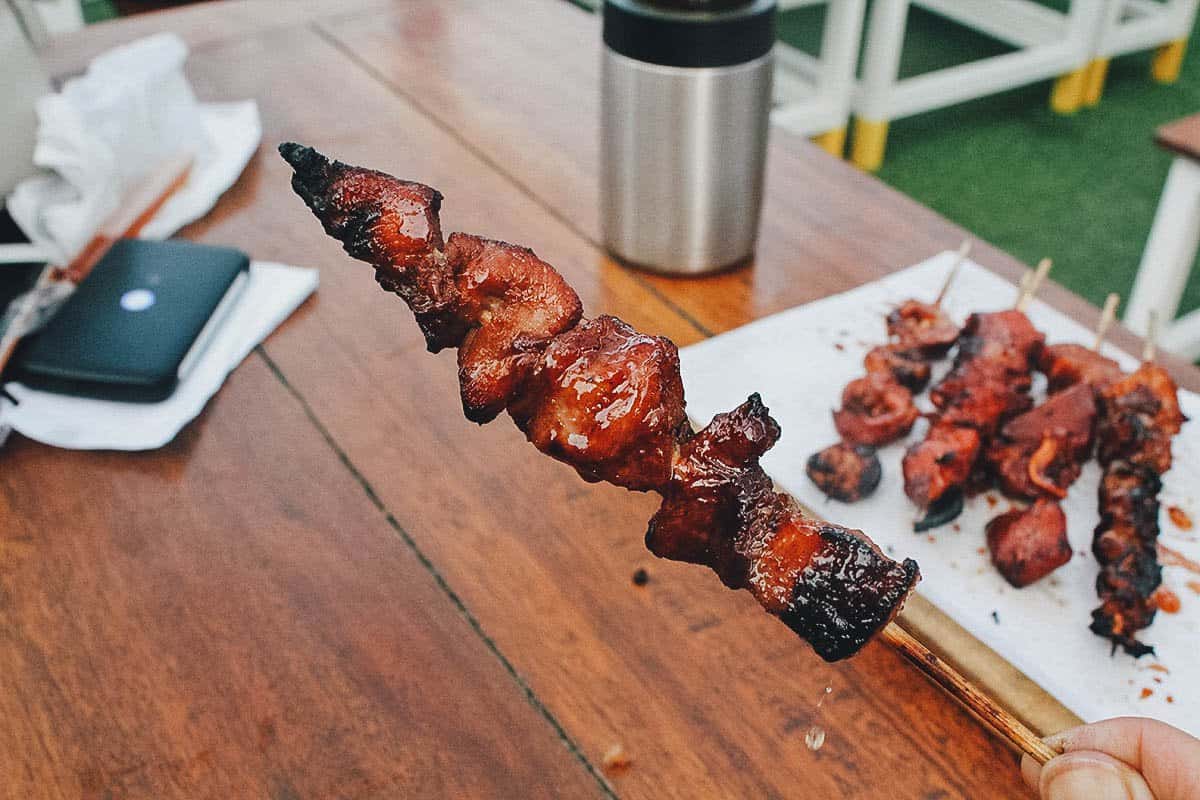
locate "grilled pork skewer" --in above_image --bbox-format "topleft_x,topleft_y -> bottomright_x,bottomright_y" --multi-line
280,144 -> 919,662
1040,311 -> 1186,654
281,145 -> 1072,767
901,261 -> 1050,529
1088,317 -> 1186,656
987,296 -> 1119,503
981,296 -> 1119,587
808,245 -> 968,502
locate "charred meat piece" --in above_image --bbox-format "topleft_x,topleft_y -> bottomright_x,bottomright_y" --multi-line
985,383 -> 1097,500
510,315 -> 687,491
985,499 -> 1071,588
953,311 -> 1045,380
1096,362 -> 1187,474
863,345 -> 933,393
903,310 -> 1043,510
649,396 -> 920,661
1091,547 -> 1162,658
282,143 -> 920,662
833,373 -> 919,446
902,423 -> 981,511
1038,343 -> 1124,394
807,442 -> 882,502
886,300 -> 960,357
1090,459 -> 1165,657
1096,460 -> 1162,536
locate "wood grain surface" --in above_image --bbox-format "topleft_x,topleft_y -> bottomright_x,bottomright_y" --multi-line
0,357 -> 605,799
1157,112 -> 1200,161
182,19 -> 1027,800
6,1 -> 1195,797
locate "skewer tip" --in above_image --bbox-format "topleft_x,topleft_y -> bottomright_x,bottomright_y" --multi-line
1142,311 -> 1158,362
935,240 -> 972,306
1015,258 -> 1052,312
1092,293 -> 1120,351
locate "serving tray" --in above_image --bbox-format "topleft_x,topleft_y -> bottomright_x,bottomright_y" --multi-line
680,253 -> 1200,736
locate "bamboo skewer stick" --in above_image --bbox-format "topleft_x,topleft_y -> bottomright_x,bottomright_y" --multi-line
1092,293 -> 1120,351
934,239 -> 972,307
1015,258 -> 1053,312
1142,311 -> 1158,363
881,622 -> 1060,764
884,252 -> 1063,765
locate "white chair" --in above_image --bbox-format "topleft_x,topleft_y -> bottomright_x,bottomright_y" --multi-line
773,0 -> 867,157
849,0 -> 1106,171
1080,0 -> 1200,106
1125,118 -> 1200,360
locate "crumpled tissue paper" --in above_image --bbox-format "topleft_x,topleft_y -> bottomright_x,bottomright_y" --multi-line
7,32 -> 260,264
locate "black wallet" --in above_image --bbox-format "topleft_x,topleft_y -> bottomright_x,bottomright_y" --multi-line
12,239 -> 249,402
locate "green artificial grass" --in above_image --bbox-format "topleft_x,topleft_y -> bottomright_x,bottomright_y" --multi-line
779,2 -> 1200,329
81,0 -> 119,24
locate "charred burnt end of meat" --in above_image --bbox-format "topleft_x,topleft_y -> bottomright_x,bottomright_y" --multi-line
648,395 -> 919,660
913,489 -> 965,533
806,442 -> 882,502
1095,461 -> 1162,543
985,500 -> 1071,588
281,143 -> 919,662
1087,362 -> 1186,657
1091,459 -> 1166,657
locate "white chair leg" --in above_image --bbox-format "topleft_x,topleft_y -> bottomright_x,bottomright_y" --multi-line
1125,157 -> 1200,339
818,0 -> 866,152
852,0 -> 909,170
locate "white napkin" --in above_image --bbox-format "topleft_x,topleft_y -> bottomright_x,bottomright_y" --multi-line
6,33 -> 260,264
680,253 -> 1200,736
2,262 -> 317,450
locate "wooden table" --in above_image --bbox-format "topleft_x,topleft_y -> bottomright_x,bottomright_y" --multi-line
6,2 -> 1198,798
1125,112 -> 1200,361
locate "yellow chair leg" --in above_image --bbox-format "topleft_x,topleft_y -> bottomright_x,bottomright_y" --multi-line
1083,58 -> 1110,107
1152,39 -> 1187,84
1050,67 -> 1087,114
812,127 -> 847,159
850,119 -> 888,172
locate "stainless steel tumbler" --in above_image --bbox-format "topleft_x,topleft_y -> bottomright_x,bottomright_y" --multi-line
600,0 -> 775,275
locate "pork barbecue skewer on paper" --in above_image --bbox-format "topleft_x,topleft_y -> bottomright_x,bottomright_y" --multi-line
982,295 -> 1119,588
900,262 -> 1051,529
1089,320 -> 1185,656
807,245 -> 968,503
1038,311 -> 1186,654
280,144 -> 919,662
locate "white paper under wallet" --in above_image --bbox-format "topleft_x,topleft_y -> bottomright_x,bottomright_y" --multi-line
2,262 -> 317,451
680,254 -> 1200,736
6,33 -> 260,264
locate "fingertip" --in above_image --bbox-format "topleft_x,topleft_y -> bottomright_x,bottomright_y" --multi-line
1039,752 -> 1155,800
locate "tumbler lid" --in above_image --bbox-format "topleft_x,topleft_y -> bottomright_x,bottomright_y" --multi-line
602,0 -> 775,69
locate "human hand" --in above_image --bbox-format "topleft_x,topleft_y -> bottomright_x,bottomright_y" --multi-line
1021,717 -> 1200,799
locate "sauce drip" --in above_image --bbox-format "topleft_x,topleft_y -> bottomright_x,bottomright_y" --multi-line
1167,506 -> 1194,531
1159,544 -> 1200,575
1153,587 -> 1182,614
